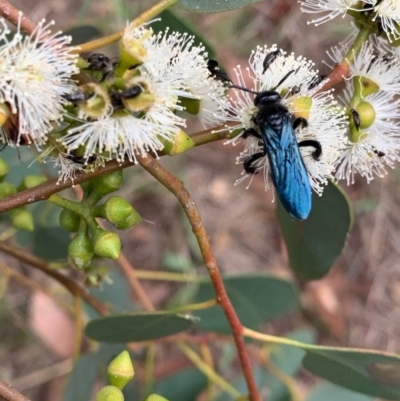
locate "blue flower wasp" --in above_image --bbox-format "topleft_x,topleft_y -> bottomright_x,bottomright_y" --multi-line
207,52 -> 322,220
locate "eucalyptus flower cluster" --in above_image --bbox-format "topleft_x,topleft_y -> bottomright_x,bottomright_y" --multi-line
329,41 -> 400,184
299,0 -> 400,42
56,23 -> 226,180
0,14 -> 78,148
219,45 -> 347,196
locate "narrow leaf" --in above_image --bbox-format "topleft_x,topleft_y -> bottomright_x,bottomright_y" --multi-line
86,312 -> 197,342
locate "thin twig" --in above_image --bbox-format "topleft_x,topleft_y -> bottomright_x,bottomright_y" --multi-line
0,380 -> 32,401
0,241 -> 108,316
0,0 -> 37,35
138,155 -> 262,401
73,0 -> 178,54
178,342 -> 241,398
0,127 -> 232,214
118,253 -> 155,311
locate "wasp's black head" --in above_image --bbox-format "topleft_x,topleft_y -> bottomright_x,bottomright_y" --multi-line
254,90 -> 281,107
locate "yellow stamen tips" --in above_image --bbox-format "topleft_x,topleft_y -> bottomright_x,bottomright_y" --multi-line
290,95 -> 313,120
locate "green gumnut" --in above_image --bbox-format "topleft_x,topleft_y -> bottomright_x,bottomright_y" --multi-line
114,208 -> 142,230
68,230 -> 94,269
0,182 -> 16,199
93,230 -> 121,260
95,386 -> 124,401
18,175 -> 47,191
60,209 -> 81,232
10,209 -> 34,231
91,170 -> 123,197
107,350 -> 134,390
144,394 -> 170,401
0,158 -> 9,181
98,196 -> 133,225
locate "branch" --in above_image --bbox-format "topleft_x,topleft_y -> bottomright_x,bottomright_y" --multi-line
0,0 -> 37,35
137,154 -> 262,401
0,127 -> 232,214
0,380 -> 31,401
0,241 -> 108,316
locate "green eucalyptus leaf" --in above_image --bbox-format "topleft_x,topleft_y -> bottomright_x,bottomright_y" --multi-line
193,274 -> 298,333
63,353 -> 98,401
152,9 -> 214,57
154,368 -> 207,401
302,346 -> 400,400
277,181 -> 352,280
306,383 -> 374,401
176,0 -> 263,13
86,312 -> 198,342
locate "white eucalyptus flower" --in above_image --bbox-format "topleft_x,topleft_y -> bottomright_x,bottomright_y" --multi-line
335,81 -> 400,184
299,0 -> 360,25
0,14 -> 78,147
61,109 -> 183,164
349,42 -> 400,94
368,0 -> 400,42
223,45 -> 347,195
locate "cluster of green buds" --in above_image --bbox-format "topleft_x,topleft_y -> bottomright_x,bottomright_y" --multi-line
49,170 -> 141,269
96,350 -> 169,401
0,158 -> 46,232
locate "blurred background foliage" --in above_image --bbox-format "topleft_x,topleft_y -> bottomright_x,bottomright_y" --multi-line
1,1 -> 399,401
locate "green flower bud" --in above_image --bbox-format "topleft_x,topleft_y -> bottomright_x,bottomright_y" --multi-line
18,175 -> 47,191
114,209 -> 142,230
144,394 -> 170,401
60,209 -> 81,232
162,130 -> 195,156
91,170 -> 123,197
95,196 -> 133,225
0,158 -> 9,181
0,182 -> 16,199
95,386 -> 124,401
93,230 -> 121,260
107,351 -> 134,390
10,208 -> 34,231
68,229 -> 94,269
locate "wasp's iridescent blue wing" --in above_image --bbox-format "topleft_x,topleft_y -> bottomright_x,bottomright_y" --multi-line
260,116 -> 311,220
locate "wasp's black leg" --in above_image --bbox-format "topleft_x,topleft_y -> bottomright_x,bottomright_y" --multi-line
243,152 -> 265,174
293,117 -> 308,130
298,140 -> 322,161
242,127 -> 262,140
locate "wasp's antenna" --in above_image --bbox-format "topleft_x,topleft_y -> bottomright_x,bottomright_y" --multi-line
272,69 -> 295,91
229,84 -> 259,95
